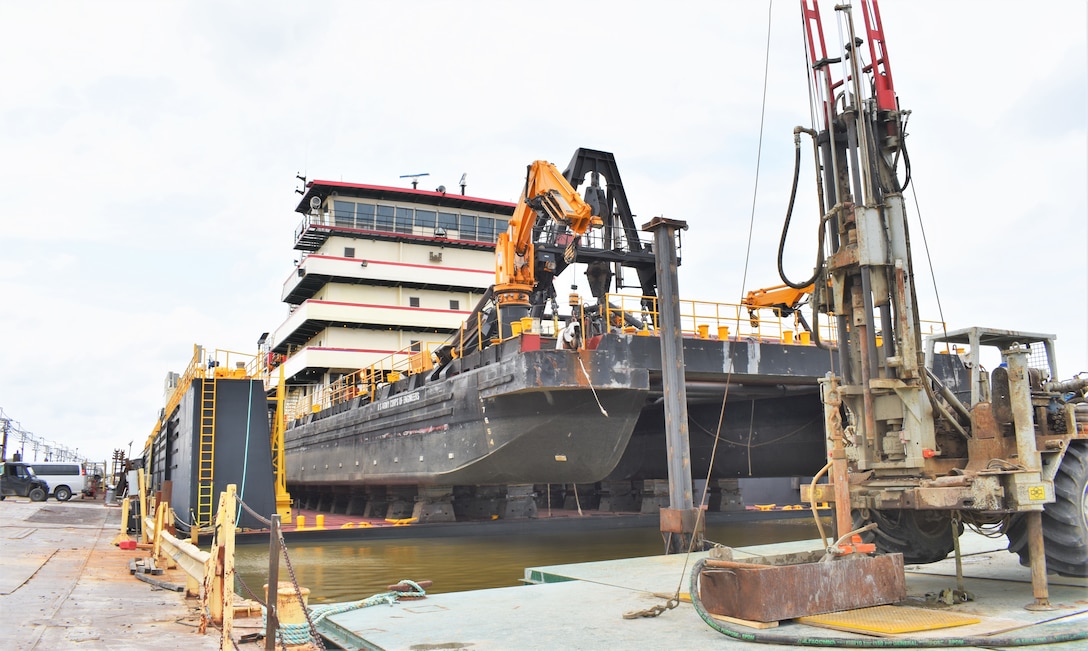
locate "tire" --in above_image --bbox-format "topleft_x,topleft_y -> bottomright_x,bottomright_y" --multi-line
853,508 -> 959,564
29,487 -> 47,502
54,486 -> 72,502
1007,443 -> 1088,577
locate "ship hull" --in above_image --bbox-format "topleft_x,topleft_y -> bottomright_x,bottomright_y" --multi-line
285,338 -> 650,487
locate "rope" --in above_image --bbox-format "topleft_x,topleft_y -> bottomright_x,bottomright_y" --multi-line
576,356 -> 609,417
236,382 -> 254,523
237,496 -> 273,527
260,581 -> 427,647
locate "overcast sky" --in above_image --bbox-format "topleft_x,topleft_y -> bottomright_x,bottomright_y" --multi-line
1,1 -> 1085,464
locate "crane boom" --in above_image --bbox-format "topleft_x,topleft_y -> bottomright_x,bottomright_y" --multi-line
494,159 -> 601,330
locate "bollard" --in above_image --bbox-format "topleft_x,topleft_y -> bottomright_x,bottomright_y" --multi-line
264,581 -> 315,650
315,514 -> 325,530
296,515 -> 305,530
697,324 -> 709,339
799,331 -> 811,345
717,326 -> 730,340
782,330 -> 794,344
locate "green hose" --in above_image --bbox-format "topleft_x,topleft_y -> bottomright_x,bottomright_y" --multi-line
689,559 -> 1087,648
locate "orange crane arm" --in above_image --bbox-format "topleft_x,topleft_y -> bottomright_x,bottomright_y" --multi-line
495,160 -> 600,294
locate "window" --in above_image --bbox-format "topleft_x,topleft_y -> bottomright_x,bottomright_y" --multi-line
415,210 -> 436,229
376,205 -> 395,232
395,207 -> 414,234
495,218 -> 509,235
460,214 -> 476,240
450,299 -> 460,310
477,216 -> 495,242
333,201 -> 355,227
357,203 -> 376,229
410,340 -> 421,353
344,247 -> 355,258
438,212 -> 458,235
409,297 -> 420,307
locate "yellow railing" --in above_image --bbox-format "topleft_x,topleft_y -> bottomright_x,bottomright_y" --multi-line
283,295 -> 947,421
287,341 -> 448,421
145,345 -> 258,456
602,293 -> 836,344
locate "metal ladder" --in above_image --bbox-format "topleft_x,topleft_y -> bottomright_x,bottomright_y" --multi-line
196,374 -> 217,526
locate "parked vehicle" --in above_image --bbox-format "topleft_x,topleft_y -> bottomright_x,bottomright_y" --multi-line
0,462 -> 49,502
22,462 -> 86,501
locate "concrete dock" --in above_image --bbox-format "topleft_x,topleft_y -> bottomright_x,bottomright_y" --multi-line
317,531 -> 1087,651
0,497 -> 220,651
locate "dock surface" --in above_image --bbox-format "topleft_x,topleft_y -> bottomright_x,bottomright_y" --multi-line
0,497 -> 219,651
318,532 -> 1088,651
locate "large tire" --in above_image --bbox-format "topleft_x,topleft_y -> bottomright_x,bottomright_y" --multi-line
1007,443 -> 1088,577
29,487 -> 47,502
853,508 -> 959,564
54,485 -> 72,502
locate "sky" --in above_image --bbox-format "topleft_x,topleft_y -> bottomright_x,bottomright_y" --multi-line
1,1 -> 1085,464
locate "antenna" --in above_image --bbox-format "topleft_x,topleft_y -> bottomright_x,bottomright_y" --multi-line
459,173 -> 467,195
399,172 -> 430,190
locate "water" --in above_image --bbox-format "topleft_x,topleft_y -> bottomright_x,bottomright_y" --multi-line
234,518 -> 822,604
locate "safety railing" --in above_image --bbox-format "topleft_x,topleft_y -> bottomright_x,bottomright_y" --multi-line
145,345 -> 259,455
603,293 -> 837,344
287,340 -> 449,421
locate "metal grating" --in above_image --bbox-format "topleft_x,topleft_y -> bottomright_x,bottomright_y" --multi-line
798,604 -> 980,635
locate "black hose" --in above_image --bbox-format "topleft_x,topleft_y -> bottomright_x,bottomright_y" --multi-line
689,558 -> 1088,647
778,136 -> 823,291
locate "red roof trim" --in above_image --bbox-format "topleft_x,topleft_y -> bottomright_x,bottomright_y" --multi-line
307,179 -> 516,209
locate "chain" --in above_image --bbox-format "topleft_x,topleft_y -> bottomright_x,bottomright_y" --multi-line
278,529 -> 326,651
233,573 -> 290,651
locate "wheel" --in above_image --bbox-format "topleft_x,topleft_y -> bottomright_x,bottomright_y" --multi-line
1007,443 -> 1088,577
853,508 -> 959,564
29,487 -> 47,502
54,486 -> 72,502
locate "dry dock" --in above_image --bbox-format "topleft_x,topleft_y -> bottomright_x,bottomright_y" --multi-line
316,531 -> 1087,651
0,497 -> 219,651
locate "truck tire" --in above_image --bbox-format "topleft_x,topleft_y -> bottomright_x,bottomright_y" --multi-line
54,486 -> 72,502
29,487 -> 47,502
1007,443 -> 1088,577
853,508 -> 959,564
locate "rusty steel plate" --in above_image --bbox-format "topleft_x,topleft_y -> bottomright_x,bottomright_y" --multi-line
699,553 -> 905,622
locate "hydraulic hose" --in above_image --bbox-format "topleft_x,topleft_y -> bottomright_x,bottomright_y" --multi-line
689,558 -> 1088,647
778,127 -> 824,291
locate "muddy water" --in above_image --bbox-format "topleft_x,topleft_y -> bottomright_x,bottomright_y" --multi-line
233,518 -> 821,604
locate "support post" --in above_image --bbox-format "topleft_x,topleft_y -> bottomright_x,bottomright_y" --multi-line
266,514 -> 280,651
643,217 -> 700,553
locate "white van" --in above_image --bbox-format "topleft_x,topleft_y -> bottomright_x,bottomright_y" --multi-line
24,462 -> 85,501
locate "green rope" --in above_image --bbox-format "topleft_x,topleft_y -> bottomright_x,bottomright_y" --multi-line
263,580 -> 427,646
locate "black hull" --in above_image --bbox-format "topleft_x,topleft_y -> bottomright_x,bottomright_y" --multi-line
286,339 -> 650,486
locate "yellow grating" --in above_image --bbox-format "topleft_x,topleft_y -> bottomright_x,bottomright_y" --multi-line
798,605 -> 981,635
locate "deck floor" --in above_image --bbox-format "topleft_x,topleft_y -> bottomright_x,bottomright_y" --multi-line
319,532 -> 1088,651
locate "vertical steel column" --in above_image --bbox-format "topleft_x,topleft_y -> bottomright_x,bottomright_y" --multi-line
266,514 -> 281,650
643,217 -> 698,553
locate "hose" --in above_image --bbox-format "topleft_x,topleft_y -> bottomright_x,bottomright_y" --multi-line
689,558 -> 1088,647
778,128 -> 824,290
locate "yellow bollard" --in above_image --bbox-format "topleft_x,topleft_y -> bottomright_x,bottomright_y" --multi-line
265,582 -> 313,647
799,331 -> 811,345
510,321 -> 523,337
520,316 -> 534,334
296,515 -> 305,530
315,514 -> 325,530
718,326 -> 730,340
782,330 -> 794,344
697,324 -> 709,339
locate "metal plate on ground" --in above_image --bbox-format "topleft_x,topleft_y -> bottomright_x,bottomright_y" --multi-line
798,604 -> 981,635
699,553 -> 906,622
26,506 -> 108,526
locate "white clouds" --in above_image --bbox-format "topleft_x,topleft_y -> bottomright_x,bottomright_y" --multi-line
0,0 -> 1084,462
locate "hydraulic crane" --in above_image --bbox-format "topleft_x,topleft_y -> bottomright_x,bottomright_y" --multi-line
789,0 -> 1087,597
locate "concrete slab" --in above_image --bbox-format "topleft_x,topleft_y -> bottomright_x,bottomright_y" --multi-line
0,497 -> 221,651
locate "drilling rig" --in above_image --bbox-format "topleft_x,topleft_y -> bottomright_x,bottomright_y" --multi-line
789,0 -> 1088,599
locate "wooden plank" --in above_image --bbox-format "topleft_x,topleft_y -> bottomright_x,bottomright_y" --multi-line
709,612 -> 780,629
